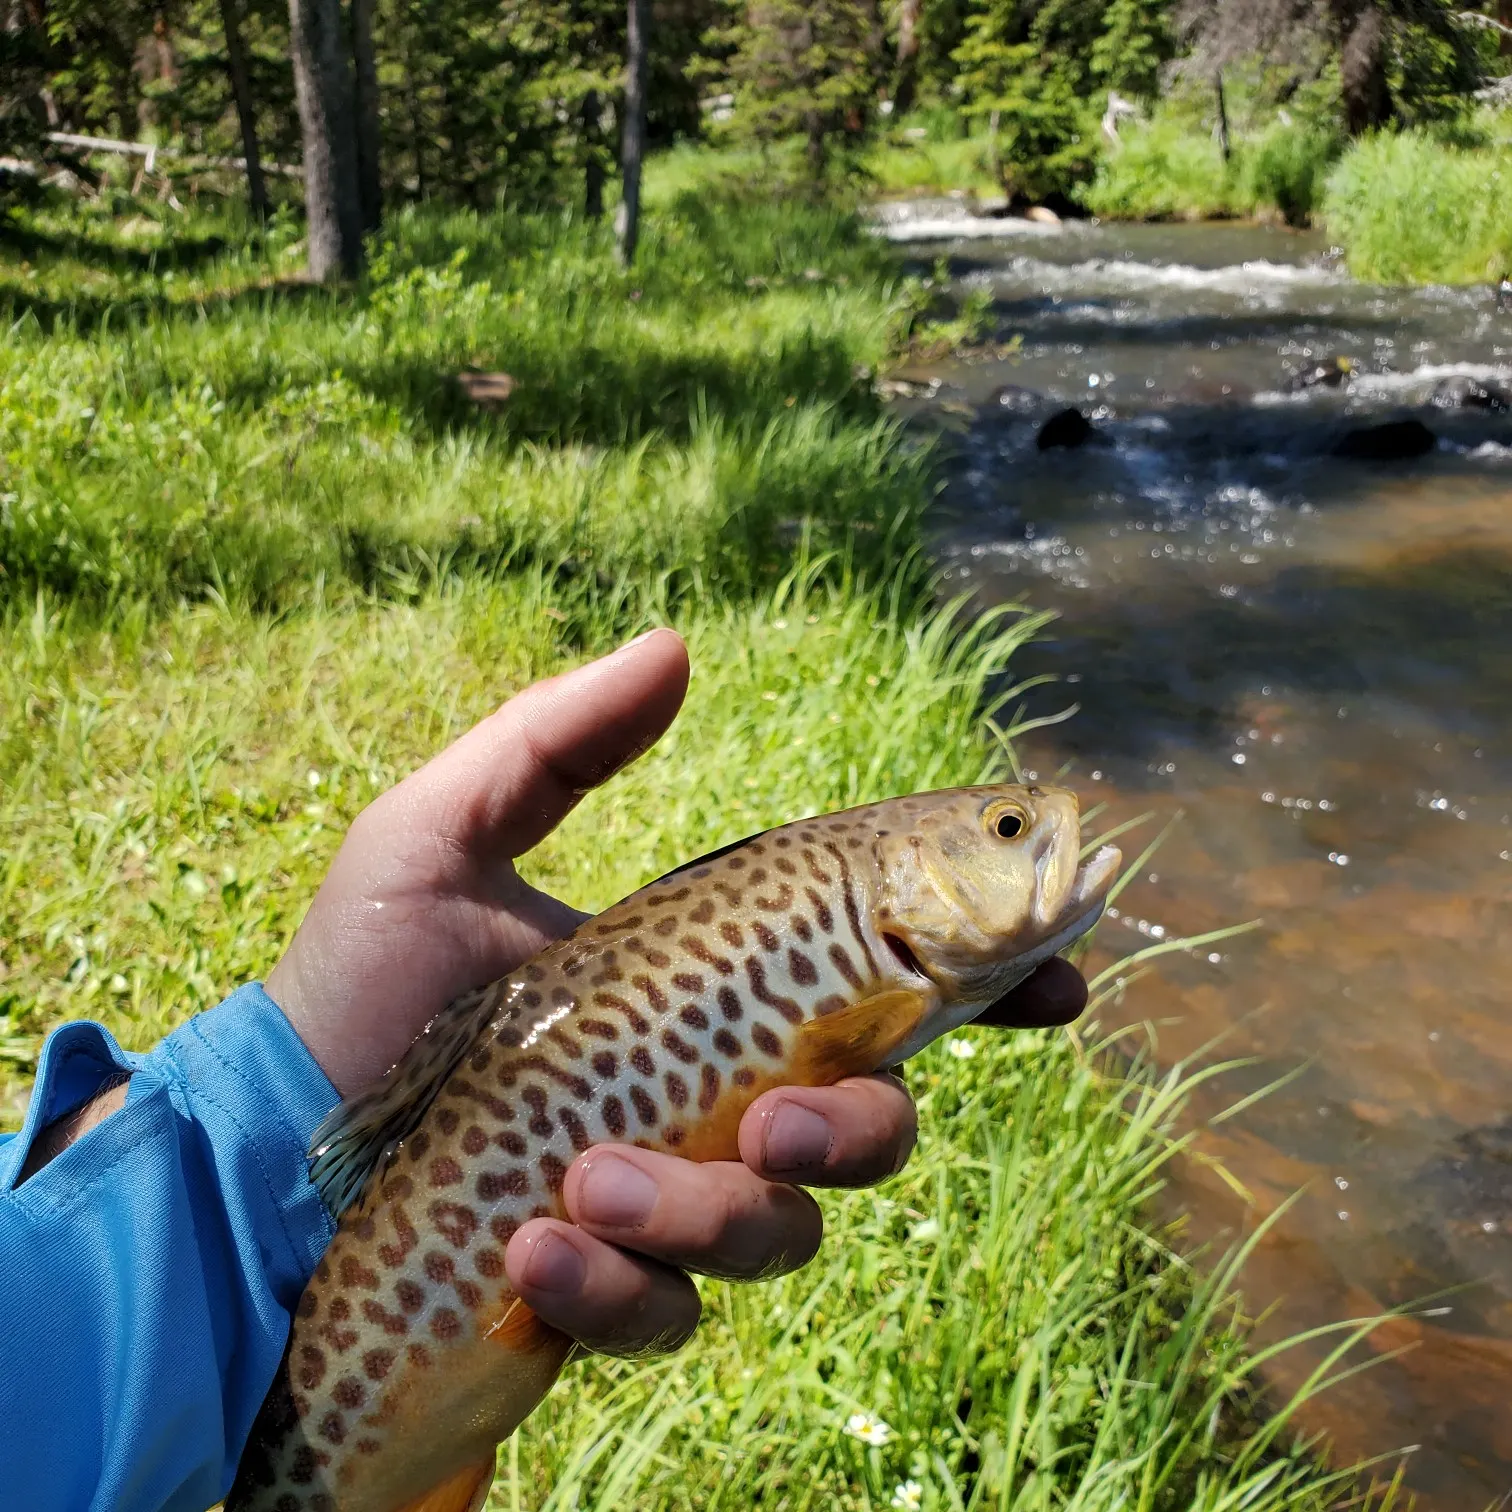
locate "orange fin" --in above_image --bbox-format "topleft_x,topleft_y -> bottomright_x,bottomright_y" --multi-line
794,989 -> 928,1083
483,1295 -> 567,1353
395,1454 -> 496,1512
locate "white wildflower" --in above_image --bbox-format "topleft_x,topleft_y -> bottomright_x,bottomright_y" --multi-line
946,1038 -> 976,1059
908,1217 -> 941,1244
843,1411 -> 893,1447
306,769 -> 322,788
891,1481 -> 924,1510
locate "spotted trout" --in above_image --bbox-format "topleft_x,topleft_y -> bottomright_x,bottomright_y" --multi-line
229,784 -> 1120,1512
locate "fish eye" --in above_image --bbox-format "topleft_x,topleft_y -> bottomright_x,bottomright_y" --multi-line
988,804 -> 1027,839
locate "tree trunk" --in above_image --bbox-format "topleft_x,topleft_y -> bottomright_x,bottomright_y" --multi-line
1500,0 -> 1511,58
805,108 -> 826,177
287,0 -> 362,279
583,89 -> 604,220
893,0 -> 920,116
1338,4 -> 1391,134
351,0 -> 382,233
404,26 -> 426,199
217,0 -> 269,218
615,0 -> 649,265
1214,69 -> 1230,162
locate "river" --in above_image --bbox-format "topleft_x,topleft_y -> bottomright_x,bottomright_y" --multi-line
877,200 -> 1512,1510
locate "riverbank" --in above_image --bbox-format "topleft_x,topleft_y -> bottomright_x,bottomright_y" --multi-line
866,112 -> 1512,286
1,170 -> 1397,1508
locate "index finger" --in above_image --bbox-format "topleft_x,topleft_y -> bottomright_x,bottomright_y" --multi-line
975,957 -> 1088,1029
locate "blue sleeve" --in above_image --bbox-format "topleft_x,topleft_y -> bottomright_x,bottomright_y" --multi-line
0,984 -> 339,1512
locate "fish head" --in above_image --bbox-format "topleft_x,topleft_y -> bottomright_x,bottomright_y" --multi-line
869,784 -> 1121,1053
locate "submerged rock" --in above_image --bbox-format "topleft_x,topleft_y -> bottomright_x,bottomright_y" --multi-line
988,383 -> 1044,415
1331,418 -> 1437,461
1036,407 -> 1095,450
1284,356 -> 1353,393
1432,375 -> 1511,413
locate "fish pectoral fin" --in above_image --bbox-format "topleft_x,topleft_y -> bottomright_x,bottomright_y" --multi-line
794,989 -> 928,1082
395,1455 -> 496,1512
306,983 -> 505,1221
483,1295 -> 569,1353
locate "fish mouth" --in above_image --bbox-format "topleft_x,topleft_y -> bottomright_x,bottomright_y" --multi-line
1067,844 -> 1121,922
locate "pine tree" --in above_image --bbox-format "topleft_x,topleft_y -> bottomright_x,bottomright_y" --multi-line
712,0 -> 883,176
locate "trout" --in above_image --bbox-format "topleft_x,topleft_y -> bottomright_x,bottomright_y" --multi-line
229,784 -> 1121,1512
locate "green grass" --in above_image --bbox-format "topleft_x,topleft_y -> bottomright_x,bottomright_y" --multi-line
0,160 -> 1412,1508
1083,117 -> 1343,227
1322,126 -> 1512,283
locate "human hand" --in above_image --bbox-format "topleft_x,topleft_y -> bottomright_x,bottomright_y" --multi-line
265,629 -> 1087,1358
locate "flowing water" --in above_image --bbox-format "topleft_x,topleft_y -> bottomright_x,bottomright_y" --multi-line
877,201 -> 1512,1509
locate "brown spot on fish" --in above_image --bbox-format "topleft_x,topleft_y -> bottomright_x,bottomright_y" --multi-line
672,972 -> 704,994
540,1153 -> 568,1193
719,920 -> 744,948
559,1107 -> 591,1152
591,1050 -> 618,1078
429,1157 -> 463,1188
666,1126 -> 686,1147
828,943 -> 862,989
653,915 -> 679,937
430,1202 -> 478,1249
338,1256 -> 379,1290
475,1246 -> 504,1279
788,948 -> 818,985
775,856 -> 797,876
713,1028 -> 742,1057
683,936 -> 735,976
752,1024 -> 783,1057
521,989 -> 542,1009
357,1435 -> 382,1456
603,1095 -> 626,1137
424,1251 -> 456,1285
297,1292 -> 318,1320
524,963 -> 547,982
734,1068 -> 756,1088
629,1086 -> 659,1126
396,1279 -> 425,1312
296,1343 -> 326,1389
666,1072 -> 689,1108
680,1004 -> 710,1031
661,1029 -> 698,1064
406,1342 -> 431,1369
497,1131 -> 527,1157
290,1446 -> 318,1484
699,1064 -> 721,1112
478,1169 -> 529,1200
633,975 -> 670,1013
579,1013 -> 622,1040
436,1108 -> 459,1136
752,921 -> 779,952
690,898 -> 716,924
319,1409 -> 345,1445
332,1376 -> 365,1410
431,1308 -> 461,1341
629,1046 -> 654,1077
361,1297 -> 408,1336
490,1216 -> 519,1246
363,1348 -> 394,1381
469,1048 -> 493,1074
462,1125 -> 488,1156
716,987 -> 743,1022
747,956 -> 803,1023
407,1131 -> 431,1160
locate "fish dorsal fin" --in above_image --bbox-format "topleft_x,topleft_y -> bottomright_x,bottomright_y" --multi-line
307,981 -> 510,1221
794,989 -> 927,1084
394,1455 -> 496,1512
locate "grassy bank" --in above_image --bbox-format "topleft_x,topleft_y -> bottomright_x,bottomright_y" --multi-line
865,104 -> 1512,285
0,169 -> 1396,1508
1322,127 -> 1512,283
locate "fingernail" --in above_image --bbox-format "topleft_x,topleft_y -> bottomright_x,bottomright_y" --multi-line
763,1103 -> 833,1173
577,1154 -> 659,1228
522,1231 -> 586,1295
